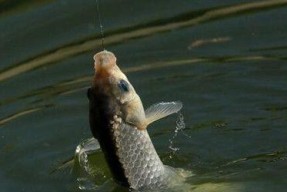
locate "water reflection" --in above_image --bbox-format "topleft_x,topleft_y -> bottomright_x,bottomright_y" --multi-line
1,0 -> 287,191
223,150 -> 287,166
1,0 -> 287,82
0,0 -> 53,17
0,53 -> 283,127
188,37 -> 231,49
0,107 -> 42,125
0,54 -> 281,107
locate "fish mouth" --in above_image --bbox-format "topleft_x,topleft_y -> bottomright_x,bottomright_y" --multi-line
94,50 -> 117,75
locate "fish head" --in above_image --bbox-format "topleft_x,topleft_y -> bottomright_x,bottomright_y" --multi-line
92,50 -> 146,129
93,50 -> 136,104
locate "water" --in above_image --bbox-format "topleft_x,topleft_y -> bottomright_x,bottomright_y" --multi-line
168,113 -> 186,157
1,0 -> 287,191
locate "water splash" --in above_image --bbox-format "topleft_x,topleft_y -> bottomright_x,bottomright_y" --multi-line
75,138 -> 100,169
77,177 -> 98,191
168,112 -> 186,158
74,138 -> 102,191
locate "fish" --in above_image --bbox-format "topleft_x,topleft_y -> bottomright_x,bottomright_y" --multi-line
87,50 -> 184,190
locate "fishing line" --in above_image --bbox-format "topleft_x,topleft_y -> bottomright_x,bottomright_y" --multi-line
95,0 -> 105,50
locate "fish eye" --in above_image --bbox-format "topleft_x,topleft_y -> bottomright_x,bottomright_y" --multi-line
118,79 -> 129,92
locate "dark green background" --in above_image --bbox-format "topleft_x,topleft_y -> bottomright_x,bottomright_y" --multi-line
0,0 -> 286,191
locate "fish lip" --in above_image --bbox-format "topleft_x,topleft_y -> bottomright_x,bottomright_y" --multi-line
93,50 -> 117,73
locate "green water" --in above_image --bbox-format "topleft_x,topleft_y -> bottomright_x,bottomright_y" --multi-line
1,0 -> 287,191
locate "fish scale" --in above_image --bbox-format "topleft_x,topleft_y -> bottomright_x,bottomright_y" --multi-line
89,50 -> 188,190
112,118 -> 174,190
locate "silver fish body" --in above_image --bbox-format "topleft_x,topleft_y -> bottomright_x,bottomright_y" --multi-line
112,118 -> 175,190
88,50 -> 183,190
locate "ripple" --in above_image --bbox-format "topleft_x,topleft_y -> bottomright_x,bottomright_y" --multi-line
1,0 -> 287,82
223,150 -> 287,166
0,106 -> 43,126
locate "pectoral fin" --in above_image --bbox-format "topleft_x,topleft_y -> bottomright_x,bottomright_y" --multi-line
145,101 -> 182,126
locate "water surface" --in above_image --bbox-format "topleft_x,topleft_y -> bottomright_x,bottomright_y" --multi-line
1,0 -> 287,191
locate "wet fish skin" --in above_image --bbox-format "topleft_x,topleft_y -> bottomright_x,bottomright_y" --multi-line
88,50 -> 182,190
112,115 -> 173,190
